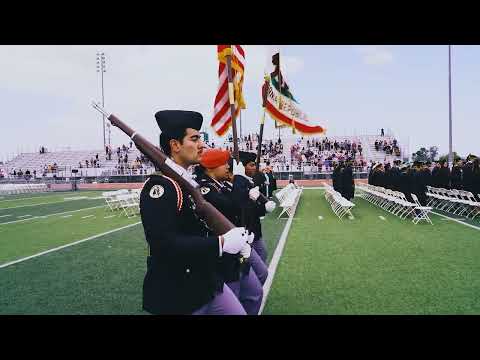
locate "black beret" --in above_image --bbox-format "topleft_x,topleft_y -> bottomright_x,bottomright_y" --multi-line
239,151 -> 257,165
155,110 -> 203,134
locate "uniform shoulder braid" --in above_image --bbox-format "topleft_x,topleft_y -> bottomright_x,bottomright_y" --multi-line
142,174 -> 184,212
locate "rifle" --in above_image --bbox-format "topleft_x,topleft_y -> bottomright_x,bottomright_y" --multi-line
92,102 -> 236,237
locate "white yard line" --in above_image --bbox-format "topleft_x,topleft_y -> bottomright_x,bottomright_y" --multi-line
0,214 -> 12,218
0,195 -> 101,211
259,196 -> 302,315
0,222 -> 141,269
81,215 -> 95,219
61,215 -> 73,218
104,215 -> 117,219
0,200 -> 69,210
17,215 -> 32,218
318,215 -> 323,220
0,194 -> 55,203
379,216 -> 386,220
431,211 -> 480,231
0,205 -> 106,226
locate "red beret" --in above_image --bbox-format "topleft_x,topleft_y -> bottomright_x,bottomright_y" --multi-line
200,148 -> 231,169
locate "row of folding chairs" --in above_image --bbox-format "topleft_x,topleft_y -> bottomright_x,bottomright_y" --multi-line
324,185 -> 355,220
102,189 -> 141,218
275,184 -> 303,219
426,186 -> 480,220
358,184 -> 433,225
0,183 -> 48,195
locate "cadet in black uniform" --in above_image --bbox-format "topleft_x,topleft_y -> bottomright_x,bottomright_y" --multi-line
233,151 -> 276,283
193,148 -> 263,315
140,110 -> 253,315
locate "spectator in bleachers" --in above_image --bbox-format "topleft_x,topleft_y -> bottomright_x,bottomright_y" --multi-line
381,128 -> 384,136
129,141 -> 133,150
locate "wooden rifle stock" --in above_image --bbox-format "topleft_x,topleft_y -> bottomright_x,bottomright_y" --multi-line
94,106 -> 236,236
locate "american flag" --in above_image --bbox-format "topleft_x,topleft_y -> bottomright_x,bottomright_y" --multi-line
211,45 -> 245,136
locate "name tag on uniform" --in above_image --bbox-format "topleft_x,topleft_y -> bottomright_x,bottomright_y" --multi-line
150,185 -> 164,198
200,187 -> 210,195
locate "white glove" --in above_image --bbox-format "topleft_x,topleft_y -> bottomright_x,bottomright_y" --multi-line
249,186 -> 260,201
265,200 -> 276,213
239,243 -> 251,259
222,227 -> 249,254
246,231 -> 254,244
232,160 -> 246,177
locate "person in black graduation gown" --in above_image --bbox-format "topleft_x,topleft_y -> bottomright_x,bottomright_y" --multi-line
472,158 -> 480,201
413,161 -> 428,205
462,158 -> 475,195
389,160 -> 402,191
450,159 -> 463,190
437,159 -> 451,189
431,162 -> 440,188
332,161 -> 343,193
341,160 -> 355,200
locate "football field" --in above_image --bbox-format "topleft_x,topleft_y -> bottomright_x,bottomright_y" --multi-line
1,188 -> 479,315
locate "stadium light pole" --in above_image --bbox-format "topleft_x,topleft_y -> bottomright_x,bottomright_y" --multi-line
96,52 -> 107,151
448,45 -> 453,169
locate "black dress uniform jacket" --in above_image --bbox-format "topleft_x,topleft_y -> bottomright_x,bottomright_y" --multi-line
232,175 -> 267,242
140,173 -> 223,315
195,172 -> 244,283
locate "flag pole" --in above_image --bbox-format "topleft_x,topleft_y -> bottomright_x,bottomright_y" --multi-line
448,45 -> 453,169
225,45 -> 240,162
256,77 -> 268,172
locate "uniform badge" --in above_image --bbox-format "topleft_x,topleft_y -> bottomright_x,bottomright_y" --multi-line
149,185 -> 164,199
200,187 -> 210,195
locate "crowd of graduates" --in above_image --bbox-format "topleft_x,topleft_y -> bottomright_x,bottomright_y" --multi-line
331,160 -> 356,201
368,155 -> 480,205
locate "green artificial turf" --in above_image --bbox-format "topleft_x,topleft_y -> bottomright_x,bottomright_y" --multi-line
263,190 -> 480,315
0,206 -> 139,264
0,225 -> 147,315
0,193 -> 286,314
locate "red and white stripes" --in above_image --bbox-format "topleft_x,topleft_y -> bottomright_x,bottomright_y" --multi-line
211,45 -> 245,136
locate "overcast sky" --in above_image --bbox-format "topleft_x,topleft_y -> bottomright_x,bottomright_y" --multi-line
0,45 -> 478,163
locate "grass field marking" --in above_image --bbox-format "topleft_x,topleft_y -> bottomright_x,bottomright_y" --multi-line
259,198 -> 301,315
61,215 -> 73,218
0,205 -> 106,226
104,215 -> 117,219
318,215 -> 323,220
379,215 -> 386,221
0,222 -> 141,269
0,194 -> 56,203
81,215 -> 95,219
348,215 -> 354,220
0,199 -> 69,211
17,215 -> 32,218
431,211 -> 480,231
0,214 -> 12,218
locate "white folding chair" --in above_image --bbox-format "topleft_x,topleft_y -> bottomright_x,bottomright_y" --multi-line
411,193 -> 433,225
